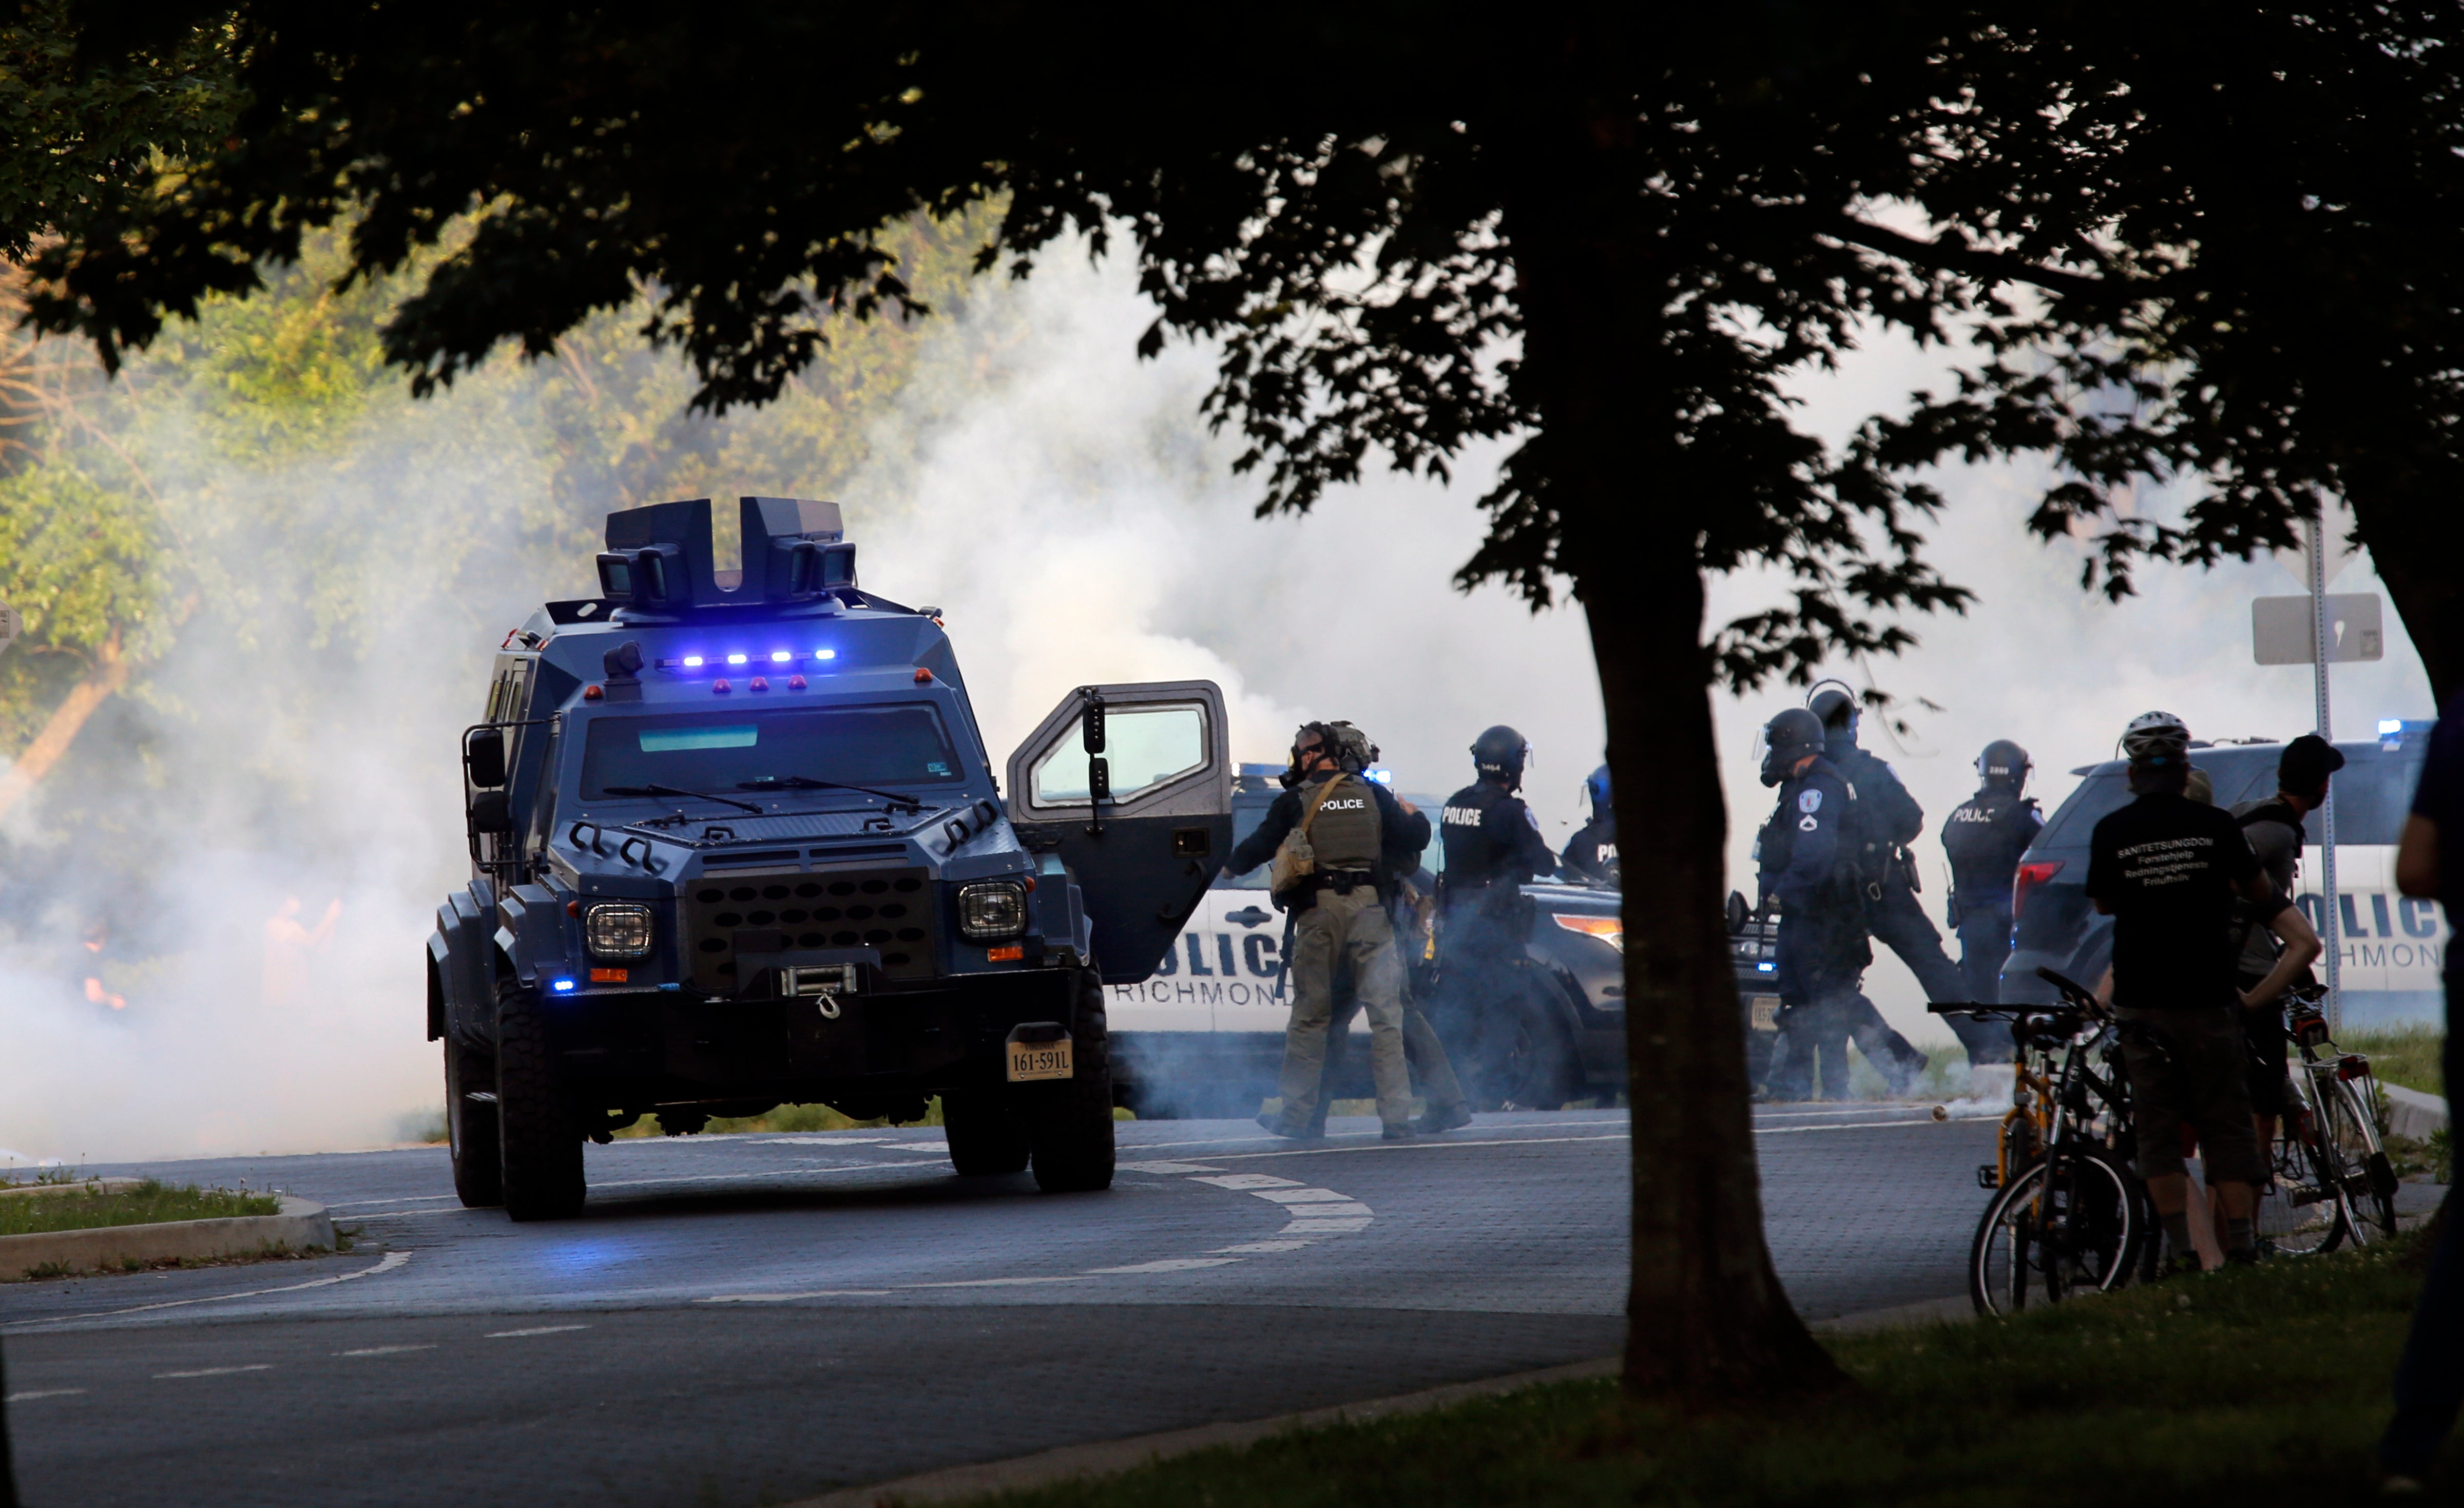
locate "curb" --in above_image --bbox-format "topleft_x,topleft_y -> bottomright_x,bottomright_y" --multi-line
0,1196 -> 334,1279
786,1294 -> 1977,1508
2383,1084 -> 2450,1142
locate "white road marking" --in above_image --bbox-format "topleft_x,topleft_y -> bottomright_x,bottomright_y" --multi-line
1083,1258 -> 1242,1274
1755,1116 -> 1997,1135
1282,1217 -> 1373,1234
750,1137 -> 899,1146
1270,1201 -> 1373,1219
1212,1240 -> 1314,1254
486,1325 -> 590,1338
339,1344 -> 436,1357
1116,1161 -> 1225,1174
154,1364 -> 273,1379
4,1250 -> 413,1329
696,1291 -> 894,1303
901,1275 -> 1094,1289
1209,1133 -> 1629,1163
1190,1173 -> 1304,1190
1246,1188 -> 1358,1205
3,1389 -> 85,1402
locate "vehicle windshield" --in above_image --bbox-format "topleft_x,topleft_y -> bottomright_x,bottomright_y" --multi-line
579,704 -> 966,800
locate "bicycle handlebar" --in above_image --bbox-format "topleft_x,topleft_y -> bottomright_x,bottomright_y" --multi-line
2035,966 -> 2103,1012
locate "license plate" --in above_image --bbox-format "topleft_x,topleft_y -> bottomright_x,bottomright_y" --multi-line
1006,1039 -> 1074,1082
1750,996 -> 1781,1031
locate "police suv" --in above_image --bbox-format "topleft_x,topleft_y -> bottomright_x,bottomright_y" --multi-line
1998,724 -> 2443,1026
1107,764 -> 1629,1116
427,497 -> 1232,1218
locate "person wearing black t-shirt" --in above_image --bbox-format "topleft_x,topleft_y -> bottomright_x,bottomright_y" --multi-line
2085,712 -> 2320,1274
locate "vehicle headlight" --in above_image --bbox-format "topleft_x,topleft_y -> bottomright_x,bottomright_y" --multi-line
1552,913 -> 1623,953
585,902 -> 654,959
957,882 -> 1028,942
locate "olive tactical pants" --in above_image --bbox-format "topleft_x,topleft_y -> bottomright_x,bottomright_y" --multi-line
1279,885 -> 1412,1129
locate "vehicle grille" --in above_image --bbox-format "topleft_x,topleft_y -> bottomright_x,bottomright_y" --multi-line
681,866 -> 937,992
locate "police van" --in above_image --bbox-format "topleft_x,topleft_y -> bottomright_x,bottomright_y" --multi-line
1998,724 -> 2443,1026
1107,763 -> 1630,1116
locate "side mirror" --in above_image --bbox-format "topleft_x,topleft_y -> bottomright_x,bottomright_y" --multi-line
470,790 -> 514,835
1081,695 -> 1106,754
1088,756 -> 1112,804
466,728 -> 508,790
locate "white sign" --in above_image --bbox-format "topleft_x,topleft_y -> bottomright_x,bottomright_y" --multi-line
2253,593 -> 2384,665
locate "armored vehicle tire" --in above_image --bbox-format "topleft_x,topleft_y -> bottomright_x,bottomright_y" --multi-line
496,978 -> 586,1221
445,1037 -> 504,1208
941,1088 -> 1032,1176
1025,969 -> 1116,1194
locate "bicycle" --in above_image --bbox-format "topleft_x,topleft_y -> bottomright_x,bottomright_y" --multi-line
1934,968 -> 2152,1316
2258,984 -> 2400,1250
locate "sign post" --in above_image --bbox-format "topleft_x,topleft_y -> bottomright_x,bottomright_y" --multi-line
2252,522 -> 2379,1033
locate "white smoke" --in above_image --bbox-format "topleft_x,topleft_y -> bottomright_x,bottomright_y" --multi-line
0,244 -> 2423,1161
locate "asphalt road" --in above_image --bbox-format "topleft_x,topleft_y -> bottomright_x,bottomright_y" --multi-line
3,1104 -> 1995,1507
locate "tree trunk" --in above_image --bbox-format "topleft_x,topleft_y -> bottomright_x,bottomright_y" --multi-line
1588,553 -> 1846,1404
2349,475 -> 2464,708
1497,92 -> 1845,1405
0,627 -> 127,824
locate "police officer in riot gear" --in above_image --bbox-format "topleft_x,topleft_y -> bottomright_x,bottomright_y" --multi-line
1939,739 -> 2043,1066
1436,728 -> 1561,1040
1757,707 -> 1931,1098
1807,684 -> 1959,1032
1560,763 -> 1619,886
1227,721 -> 1430,1139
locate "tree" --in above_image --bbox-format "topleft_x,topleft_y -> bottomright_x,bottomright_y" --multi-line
33,1 -> 2463,1404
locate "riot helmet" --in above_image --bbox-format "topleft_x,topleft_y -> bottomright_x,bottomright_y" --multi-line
1581,763 -> 1612,821
1471,725 -> 1530,788
1976,738 -> 2031,792
1806,679 -> 1860,741
1760,707 -> 1826,787
1321,720 -> 1377,774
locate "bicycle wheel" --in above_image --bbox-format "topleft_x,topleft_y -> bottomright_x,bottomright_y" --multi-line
2323,1078 -> 2399,1241
2255,1099 -> 2348,1257
1970,1148 -> 2142,1316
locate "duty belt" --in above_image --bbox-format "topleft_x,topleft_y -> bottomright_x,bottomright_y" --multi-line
1311,870 -> 1376,894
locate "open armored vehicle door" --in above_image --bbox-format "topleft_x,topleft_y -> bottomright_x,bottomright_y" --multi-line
1007,682 -> 1231,984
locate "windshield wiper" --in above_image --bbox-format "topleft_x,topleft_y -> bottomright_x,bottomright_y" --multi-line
737,774 -> 924,812
601,783 -> 765,815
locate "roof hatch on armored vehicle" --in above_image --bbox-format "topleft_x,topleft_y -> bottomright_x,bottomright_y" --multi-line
1007,682 -> 1231,984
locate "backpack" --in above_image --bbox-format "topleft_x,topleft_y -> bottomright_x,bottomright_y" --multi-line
1269,777 -> 1350,903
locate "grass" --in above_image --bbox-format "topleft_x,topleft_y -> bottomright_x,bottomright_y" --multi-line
969,1239 -> 2449,1507
0,1180 -> 280,1237
2343,1025 -> 2447,1097
613,1098 -> 950,1137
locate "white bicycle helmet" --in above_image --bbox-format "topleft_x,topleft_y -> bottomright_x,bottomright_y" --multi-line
2121,710 -> 2191,764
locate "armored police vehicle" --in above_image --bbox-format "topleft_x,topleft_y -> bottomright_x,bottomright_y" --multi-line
1998,725 -> 2443,1027
1108,764 -> 1630,1116
428,498 -> 1230,1219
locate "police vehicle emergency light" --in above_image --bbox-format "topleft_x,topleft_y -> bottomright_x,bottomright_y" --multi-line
428,497 -> 1232,1219
1999,723 -> 2444,1025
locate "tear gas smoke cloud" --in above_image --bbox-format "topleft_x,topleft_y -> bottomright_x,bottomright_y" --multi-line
0,251 -> 2425,1162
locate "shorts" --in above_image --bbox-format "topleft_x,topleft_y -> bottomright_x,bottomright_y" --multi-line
2114,1005 -> 2265,1185
2236,973 -> 2288,1118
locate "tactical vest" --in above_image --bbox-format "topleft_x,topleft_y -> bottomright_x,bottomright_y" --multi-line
1941,787 -> 2037,903
1304,774 -> 1382,872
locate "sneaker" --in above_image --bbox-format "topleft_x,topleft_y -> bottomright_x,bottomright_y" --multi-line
1381,1124 -> 1415,1141
2154,1252 -> 2204,1282
1412,1102 -> 1473,1135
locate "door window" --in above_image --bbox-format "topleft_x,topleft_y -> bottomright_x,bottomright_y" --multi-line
1029,705 -> 1206,807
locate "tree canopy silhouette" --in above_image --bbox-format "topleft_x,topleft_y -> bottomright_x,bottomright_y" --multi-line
29,0 -> 2464,1401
